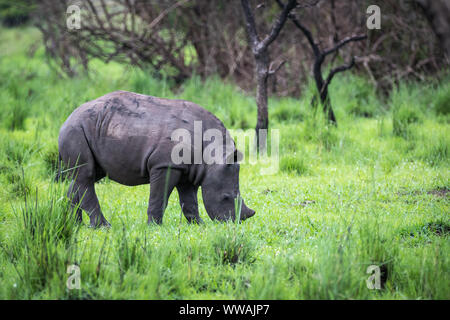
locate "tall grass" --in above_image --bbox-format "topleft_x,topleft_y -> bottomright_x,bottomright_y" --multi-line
1,176 -> 79,298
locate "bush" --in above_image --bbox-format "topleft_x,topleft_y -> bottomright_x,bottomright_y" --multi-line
4,139 -> 35,165
326,74 -> 380,118
280,154 -> 309,175
271,99 -> 303,123
2,181 -> 79,294
390,83 -> 425,139
433,84 -> 450,116
0,138 -> 37,196
392,104 -> 421,138
41,143 -> 59,175
0,77 -> 33,131
5,167 -> 31,197
1,99 -> 29,131
0,0 -> 33,27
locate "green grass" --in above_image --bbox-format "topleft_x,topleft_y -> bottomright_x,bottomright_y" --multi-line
0,26 -> 449,300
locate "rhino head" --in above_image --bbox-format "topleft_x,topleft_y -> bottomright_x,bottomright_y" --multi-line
201,150 -> 255,222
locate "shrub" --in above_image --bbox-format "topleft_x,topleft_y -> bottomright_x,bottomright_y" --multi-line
336,76 -> 379,118
41,143 -> 59,175
0,0 -> 33,27
400,221 -> 450,241
280,154 -> 309,175
433,84 -> 450,116
2,181 -> 79,294
390,83 -> 425,139
2,100 -> 29,131
272,99 -> 303,123
4,139 -> 35,165
1,78 -> 32,131
392,104 -> 421,138
5,167 -> 31,197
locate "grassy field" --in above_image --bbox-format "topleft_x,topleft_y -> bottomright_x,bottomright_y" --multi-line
0,26 -> 449,300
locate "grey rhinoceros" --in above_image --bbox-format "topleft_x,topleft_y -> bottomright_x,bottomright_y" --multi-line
58,91 -> 255,227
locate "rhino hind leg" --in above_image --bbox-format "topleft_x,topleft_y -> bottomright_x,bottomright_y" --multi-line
60,128 -> 109,228
69,181 -> 109,229
176,181 -> 203,224
67,181 -> 83,223
81,171 -> 108,228
147,167 -> 181,224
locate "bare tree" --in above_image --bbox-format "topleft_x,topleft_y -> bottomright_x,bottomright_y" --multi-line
34,0 -> 194,82
277,0 -> 366,125
33,0 -> 448,99
241,0 -> 297,149
33,0 -> 88,77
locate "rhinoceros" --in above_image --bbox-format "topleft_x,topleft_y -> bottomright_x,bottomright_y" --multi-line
58,90 -> 255,227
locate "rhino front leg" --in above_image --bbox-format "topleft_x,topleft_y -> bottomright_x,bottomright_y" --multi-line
147,167 -> 181,224
177,182 -> 203,224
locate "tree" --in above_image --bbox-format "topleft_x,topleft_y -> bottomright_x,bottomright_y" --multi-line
277,0 -> 366,125
32,0 -> 447,97
34,0 -> 194,81
0,0 -> 33,26
415,0 -> 450,59
240,0 -> 297,150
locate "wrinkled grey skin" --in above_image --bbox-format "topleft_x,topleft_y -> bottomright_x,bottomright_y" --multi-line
58,91 -> 255,227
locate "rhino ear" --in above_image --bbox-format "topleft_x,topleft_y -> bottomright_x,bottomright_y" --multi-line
226,149 -> 243,164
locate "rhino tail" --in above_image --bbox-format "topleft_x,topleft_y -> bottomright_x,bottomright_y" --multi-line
55,152 -> 63,182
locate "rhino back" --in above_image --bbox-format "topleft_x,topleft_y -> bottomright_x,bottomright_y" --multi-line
59,91 -> 228,185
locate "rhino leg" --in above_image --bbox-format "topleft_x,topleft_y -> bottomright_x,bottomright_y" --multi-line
76,182 -> 110,228
67,166 -> 109,228
147,167 -> 181,224
67,181 -> 83,223
61,128 -> 109,228
177,182 -> 203,224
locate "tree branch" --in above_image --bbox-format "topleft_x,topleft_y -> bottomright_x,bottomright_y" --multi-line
258,0 -> 297,52
322,57 -> 356,94
323,34 -> 367,57
147,0 -> 191,29
276,0 -> 320,57
240,0 -> 260,51
268,60 -> 286,75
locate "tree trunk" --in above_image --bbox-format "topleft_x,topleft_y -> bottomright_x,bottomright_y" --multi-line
320,88 -> 337,125
240,0 -> 297,152
313,60 -> 337,125
255,50 -> 270,151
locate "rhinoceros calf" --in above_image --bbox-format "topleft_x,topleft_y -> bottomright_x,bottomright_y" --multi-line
58,90 -> 255,227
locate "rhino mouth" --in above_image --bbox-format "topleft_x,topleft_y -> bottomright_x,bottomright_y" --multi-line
239,209 -> 256,221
